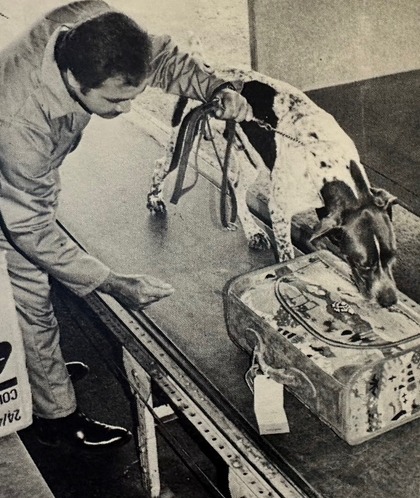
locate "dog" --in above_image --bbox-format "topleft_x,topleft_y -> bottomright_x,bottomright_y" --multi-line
147,68 -> 398,308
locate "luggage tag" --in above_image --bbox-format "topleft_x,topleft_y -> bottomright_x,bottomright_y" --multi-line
253,373 -> 290,435
245,333 -> 290,435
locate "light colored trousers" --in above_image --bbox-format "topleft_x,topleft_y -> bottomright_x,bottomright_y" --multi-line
0,229 -> 76,419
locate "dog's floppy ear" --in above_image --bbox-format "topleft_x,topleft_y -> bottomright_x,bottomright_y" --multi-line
370,187 -> 398,221
310,213 -> 342,242
370,187 -> 398,209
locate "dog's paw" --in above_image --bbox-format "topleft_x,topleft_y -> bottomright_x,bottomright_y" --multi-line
248,232 -> 271,250
223,222 -> 238,231
147,194 -> 167,215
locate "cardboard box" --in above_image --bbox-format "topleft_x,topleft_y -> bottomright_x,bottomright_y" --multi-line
0,251 -> 32,437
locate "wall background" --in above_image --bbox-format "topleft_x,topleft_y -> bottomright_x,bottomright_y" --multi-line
248,0 -> 420,90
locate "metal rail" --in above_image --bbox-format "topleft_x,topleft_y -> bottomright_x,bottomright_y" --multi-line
83,290 -> 310,498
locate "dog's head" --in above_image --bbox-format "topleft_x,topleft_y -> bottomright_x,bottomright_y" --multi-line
311,161 -> 398,307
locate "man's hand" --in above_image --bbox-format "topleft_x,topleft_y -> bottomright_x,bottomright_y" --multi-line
212,88 -> 253,122
97,271 -> 174,311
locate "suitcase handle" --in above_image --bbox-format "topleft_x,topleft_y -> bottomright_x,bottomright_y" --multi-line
245,328 -> 317,401
274,278 -> 420,349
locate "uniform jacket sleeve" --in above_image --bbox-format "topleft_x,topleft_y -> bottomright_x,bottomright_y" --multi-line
145,34 -> 234,101
0,121 -> 110,296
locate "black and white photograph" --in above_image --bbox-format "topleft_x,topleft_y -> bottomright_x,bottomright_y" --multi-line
0,1 -> 419,497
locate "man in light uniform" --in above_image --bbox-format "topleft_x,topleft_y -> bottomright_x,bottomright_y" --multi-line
0,0 -> 252,450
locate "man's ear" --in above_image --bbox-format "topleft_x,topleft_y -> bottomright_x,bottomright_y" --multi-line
310,213 -> 342,243
66,70 -> 80,92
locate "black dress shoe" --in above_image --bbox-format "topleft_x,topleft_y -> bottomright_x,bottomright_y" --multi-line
66,361 -> 90,383
33,409 -> 132,451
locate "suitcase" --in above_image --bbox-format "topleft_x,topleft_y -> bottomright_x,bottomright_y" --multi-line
225,250 -> 420,445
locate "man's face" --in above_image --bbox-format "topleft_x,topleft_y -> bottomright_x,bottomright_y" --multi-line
71,74 -> 147,119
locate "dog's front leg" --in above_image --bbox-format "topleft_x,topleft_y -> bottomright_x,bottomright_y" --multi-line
230,148 -> 271,250
147,129 -> 178,214
269,176 -> 295,262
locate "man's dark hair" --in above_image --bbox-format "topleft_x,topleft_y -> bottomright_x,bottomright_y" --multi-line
55,12 -> 152,91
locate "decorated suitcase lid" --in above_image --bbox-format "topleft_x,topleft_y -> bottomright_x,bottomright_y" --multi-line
228,251 -> 420,380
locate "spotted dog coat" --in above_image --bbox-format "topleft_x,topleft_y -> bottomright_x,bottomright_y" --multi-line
147,69 -> 398,307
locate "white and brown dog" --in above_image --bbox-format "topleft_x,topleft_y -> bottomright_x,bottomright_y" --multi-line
147,69 -> 398,308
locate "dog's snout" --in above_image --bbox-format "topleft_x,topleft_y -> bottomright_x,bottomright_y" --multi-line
352,265 -> 398,308
376,286 -> 398,308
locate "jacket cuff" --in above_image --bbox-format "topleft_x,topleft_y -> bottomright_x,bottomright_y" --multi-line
208,79 -> 245,101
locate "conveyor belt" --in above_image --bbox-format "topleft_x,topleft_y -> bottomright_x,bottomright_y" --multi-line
57,115 -> 420,498
58,217 -> 312,497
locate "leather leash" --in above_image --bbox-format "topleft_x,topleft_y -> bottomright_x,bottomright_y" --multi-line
170,101 -> 238,228
219,119 -> 238,228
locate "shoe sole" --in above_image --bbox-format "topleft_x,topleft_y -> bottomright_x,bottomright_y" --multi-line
37,432 -> 132,453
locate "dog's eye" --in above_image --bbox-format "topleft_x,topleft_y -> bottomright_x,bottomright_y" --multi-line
354,262 -> 377,274
327,229 -> 343,245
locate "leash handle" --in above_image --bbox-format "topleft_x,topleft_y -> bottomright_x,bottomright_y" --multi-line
169,101 -> 217,205
169,100 -> 238,229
